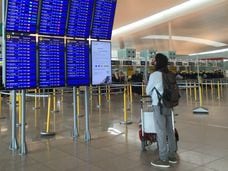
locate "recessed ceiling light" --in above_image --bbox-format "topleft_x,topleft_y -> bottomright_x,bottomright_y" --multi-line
142,35 -> 227,47
112,0 -> 225,37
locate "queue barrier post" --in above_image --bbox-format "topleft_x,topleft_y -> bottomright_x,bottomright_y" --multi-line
141,82 -> 144,96
217,81 -> 221,100
52,89 -> 59,112
185,81 -> 188,99
193,78 -> 208,114
97,86 -> 101,108
194,82 -> 197,101
0,93 -> 6,119
108,85 -> 111,101
129,83 -> 133,103
40,95 -> 55,137
120,86 -> 132,125
211,80 -> 213,96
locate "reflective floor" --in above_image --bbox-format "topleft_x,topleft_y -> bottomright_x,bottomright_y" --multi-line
0,86 -> 228,171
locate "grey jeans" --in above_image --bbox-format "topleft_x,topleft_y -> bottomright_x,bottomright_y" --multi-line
153,105 -> 177,161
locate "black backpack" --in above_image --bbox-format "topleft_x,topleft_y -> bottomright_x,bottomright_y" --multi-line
154,71 -> 180,108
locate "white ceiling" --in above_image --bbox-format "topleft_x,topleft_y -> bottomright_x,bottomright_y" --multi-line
111,0 -> 228,56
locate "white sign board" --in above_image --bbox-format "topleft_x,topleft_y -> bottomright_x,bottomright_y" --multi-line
92,41 -> 111,85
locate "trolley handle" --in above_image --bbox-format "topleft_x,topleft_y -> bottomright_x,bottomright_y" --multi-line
140,95 -> 152,108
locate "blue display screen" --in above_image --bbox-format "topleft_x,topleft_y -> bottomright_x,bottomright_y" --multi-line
67,0 -> 94,38
66,40 -> 90,86
5,35 -> 36,89
39,37 -> 65,88
91,0 -> 117,40
39,0 -> 68,36
6,0 -> 39,33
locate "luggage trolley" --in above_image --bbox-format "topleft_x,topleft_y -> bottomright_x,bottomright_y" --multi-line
139,96 -> 179,151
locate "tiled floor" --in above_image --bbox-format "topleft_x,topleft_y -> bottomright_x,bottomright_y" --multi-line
0,85 -> 228,171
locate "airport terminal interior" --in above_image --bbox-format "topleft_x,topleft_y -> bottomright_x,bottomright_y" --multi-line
1,0 -> 228,171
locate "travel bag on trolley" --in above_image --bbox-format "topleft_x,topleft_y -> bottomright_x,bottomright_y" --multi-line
138,96 -> 179,151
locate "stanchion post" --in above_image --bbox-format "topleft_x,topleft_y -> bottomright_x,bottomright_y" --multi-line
220,79 -> 223,98
40,95 -> 55,136
185,81 -> 188,99
120,86 -> 132,125
17,92 -> 22,127
129,83 -> 133,103
90,84 -> 93,101
189,81 -> 192,97
0,93 -> 5,119
141,82 -> 144,96
52,89 -> 59,112
199,84 -> 203,106
33,88 -> 40,110
98,86 -> 101,108
84,86 -> 91,141
217,81 -> 220,100
61,89 -> 64,102
194,82 -> 197,101
72,87 -> 79,141
124,86 -> 127,122
205,80 -> 208,95
210,80 -> 213,96
46,95 -> 51,133
105,85 -> 108,100
77,87 -> 80,116
9,90 -> 18,150
19,90 -> 27,155
108,85 -> 111,101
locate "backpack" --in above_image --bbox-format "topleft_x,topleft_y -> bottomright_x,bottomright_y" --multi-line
154,71 -> 180,108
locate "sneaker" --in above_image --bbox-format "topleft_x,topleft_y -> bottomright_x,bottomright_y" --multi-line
169,156 -> 177,164
150,159 -> 170,168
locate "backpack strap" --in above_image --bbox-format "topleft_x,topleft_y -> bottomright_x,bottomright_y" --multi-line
152,87 -> 163,114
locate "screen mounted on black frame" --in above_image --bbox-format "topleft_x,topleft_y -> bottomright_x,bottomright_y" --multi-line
66,39 -> 90,86
38,37 -> 65,88
39,0 -> 68,36
67,0 -> 95,38
92,41 -> 112,85
5,35 -> 37,89
90,0 -> 117,40
6,0 -> 39,33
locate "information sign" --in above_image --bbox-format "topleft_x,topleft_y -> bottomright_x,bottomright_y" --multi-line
5,35 -> 36,89
91,0 -> 117,40
66,40 -> 90,86
38,37 -> 65,87
92,41 -> 111,85
39,0 -> 68,36
6,0 -> 39,33
67,0 -> 94,38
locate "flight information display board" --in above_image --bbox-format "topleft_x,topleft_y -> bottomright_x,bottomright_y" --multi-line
39,0 -> 68,36
6,0 -> 39,33
66,40 -> 90,86
67,0 -> 94,38
5,35 -> 36,89
38,37 -> 65,88
92,41 -> 111,85
91,0 -> 117,40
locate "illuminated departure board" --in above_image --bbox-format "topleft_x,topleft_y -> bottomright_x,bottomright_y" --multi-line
39,0 -> 68,36
39,38 -> 65,88
91,0 -> 117,40
5,35 -> 36,89
6,0 -> 39,33
66,40 -> 90,86
67,0 -> 94,38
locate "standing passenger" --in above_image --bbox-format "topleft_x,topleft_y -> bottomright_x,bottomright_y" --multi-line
146,53 -> 177,168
